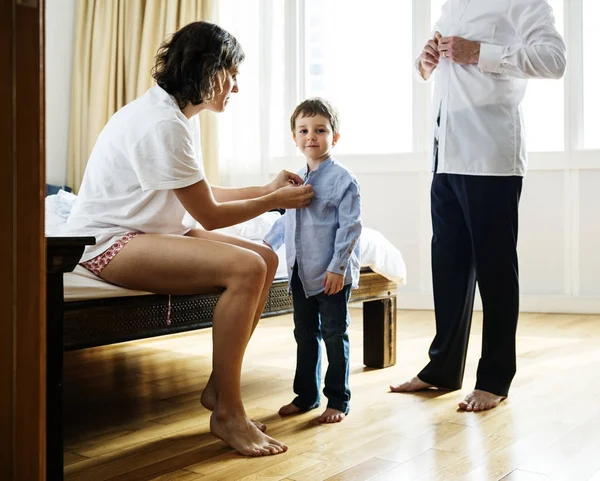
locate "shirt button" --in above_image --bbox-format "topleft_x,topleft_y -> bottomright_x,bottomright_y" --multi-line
340,266 -> 344,271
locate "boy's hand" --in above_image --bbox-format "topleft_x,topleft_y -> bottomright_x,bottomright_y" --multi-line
323,271 -> 344,295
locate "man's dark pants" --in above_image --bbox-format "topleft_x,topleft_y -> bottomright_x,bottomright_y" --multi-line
418,169 -> 523,397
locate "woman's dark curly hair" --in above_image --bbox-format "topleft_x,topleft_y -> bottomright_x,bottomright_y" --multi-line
152,21 -> 245,109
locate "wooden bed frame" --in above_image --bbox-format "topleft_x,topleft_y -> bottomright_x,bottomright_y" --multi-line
63,268 -> 398,369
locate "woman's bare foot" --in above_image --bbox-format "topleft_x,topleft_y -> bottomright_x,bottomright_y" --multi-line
202,381 -> 266,432
278,402 -> 302,416
458,389 -> 506,412
200,381 -> 217,410
318,407 -> 346,424
210,411 -> 287,456
390,376 -> 434,392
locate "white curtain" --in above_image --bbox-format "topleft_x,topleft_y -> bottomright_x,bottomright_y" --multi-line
67,0 -> 219,193
216,0 -> 289,186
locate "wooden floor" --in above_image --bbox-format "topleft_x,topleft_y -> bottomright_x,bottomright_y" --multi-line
64,309 -> 600,481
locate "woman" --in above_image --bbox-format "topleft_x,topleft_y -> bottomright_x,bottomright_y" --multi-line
63,21 -> 314,456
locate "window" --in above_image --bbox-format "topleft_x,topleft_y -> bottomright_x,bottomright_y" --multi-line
217,0 -> 286,182
521,0 -> 564,152
216,0 -> 596,184
583,0 -> 600,149
304,0 -> 413,154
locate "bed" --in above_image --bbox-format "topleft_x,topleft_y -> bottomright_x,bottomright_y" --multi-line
46,190 -> 406,368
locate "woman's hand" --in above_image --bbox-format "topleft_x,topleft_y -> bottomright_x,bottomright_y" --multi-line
323,271 -> 344,295
272,184 -> 314,209
268,170 -> 305,192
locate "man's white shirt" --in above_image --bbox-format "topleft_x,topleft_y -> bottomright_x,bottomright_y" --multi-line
420,0 -> 566,176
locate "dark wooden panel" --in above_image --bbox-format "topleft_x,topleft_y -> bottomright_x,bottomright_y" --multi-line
0,0 -> 15,477
363,297 -> 397,369
13,0 -> 46,479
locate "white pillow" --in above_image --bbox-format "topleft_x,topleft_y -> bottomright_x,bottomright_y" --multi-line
212,211 -> 281,241
45,195 -> 64,234
360,227 -> 407,285
45,189 -> 77,236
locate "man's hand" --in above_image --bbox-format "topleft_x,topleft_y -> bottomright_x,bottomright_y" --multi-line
272,184 -> 314,209
419,31 -> 442,80
438,36 -> 480,65
323,271 -> 344,295
268,170 -> 305,192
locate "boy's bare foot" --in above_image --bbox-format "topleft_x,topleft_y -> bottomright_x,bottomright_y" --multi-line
458,389 -> 505,412
202,381 -> 266,432
210,411 -> 287,456
278,402 -> 302,416
318,407 -> 346,424
390,376 -> 434,392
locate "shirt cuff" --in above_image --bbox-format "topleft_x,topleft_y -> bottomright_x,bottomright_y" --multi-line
263,231 -> 283,252
478,43 -> 505,74
327,256 -> 348,276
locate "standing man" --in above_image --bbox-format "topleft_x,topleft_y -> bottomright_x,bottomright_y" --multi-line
391,0 -> 566,411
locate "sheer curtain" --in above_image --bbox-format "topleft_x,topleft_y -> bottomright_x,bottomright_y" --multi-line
217,0 -> 417,186
67,0 -> 218,192
217,0 -> 288,186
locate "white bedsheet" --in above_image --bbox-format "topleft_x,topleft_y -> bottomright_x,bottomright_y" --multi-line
64,249 -> 290,302
65,266 -> 153,301
48,192 -> 406,302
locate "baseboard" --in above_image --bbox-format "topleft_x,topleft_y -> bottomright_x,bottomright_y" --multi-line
391,290 -> 600,314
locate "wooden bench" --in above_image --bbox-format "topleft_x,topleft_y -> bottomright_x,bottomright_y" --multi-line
63,268 -> 398,369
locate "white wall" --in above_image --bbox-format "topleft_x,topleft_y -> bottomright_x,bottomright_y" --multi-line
45,0 -> 76,186
353,159 -> 600,314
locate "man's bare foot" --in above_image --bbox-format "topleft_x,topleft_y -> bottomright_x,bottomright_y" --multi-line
201,381 -> 266,432
390,376 -> 434,392
278,402 -> 302,416
210,411 -> 287,456
458,389 -> 506,412
318,407 -> 346,424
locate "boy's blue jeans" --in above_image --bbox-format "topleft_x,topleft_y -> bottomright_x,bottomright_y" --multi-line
290,266 -> 351,414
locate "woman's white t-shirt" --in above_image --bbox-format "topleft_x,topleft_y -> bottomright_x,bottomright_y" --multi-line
62,85 -> 205,262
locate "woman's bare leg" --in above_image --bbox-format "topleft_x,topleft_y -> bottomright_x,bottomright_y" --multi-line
186,229 -> 279,328
185,229 -> 279,418
100,234 -> 287,456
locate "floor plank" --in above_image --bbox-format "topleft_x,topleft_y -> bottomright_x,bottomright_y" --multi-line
64,309 -> 600,481
501,470 -> 548,480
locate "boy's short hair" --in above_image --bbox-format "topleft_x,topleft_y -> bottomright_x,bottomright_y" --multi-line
290,98 -> 340,135
152,21 -> 245,109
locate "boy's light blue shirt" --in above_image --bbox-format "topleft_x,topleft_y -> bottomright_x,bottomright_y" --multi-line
264,157 -> 362,298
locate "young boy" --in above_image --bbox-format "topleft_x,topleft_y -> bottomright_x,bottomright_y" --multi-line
264,98 -> 362,423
